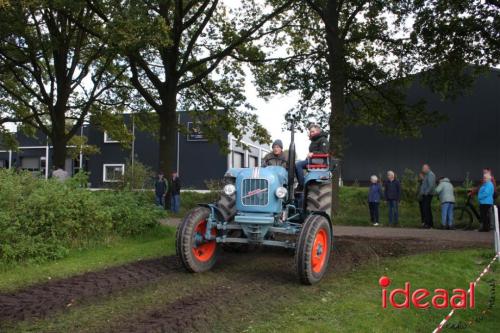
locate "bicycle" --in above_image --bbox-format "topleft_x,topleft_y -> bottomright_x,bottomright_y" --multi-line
453,194 -> 481,230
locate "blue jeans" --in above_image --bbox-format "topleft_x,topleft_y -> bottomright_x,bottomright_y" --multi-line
295,160 -> 308,186
171,194 -> 180,213
155,194 -> 164,207
388,200 -> 399,225
441,202 -> 454,227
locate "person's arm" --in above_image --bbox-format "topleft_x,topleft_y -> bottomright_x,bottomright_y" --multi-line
318,137 -> 329,154
396,181 -> 401,201
434,183 -> 442,195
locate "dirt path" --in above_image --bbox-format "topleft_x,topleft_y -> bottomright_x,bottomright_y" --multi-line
162,218 -> 495,244
0,235 -> 489,332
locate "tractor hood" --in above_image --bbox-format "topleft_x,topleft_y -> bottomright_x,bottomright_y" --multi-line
226,166 -> 288,214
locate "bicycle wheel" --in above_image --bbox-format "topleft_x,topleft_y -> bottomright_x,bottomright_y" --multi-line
453,206 -> 473,230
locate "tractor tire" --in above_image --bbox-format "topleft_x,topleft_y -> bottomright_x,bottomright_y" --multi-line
295,214 -> 332,285
306,182 -> 332,216
176,207 -> 218,273
216,181 -> 249,252
217,192 -> 236,221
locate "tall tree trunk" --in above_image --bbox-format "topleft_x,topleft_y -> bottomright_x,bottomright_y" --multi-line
51,105 -> 69,170
52,137 -> 68,170
158,90 -> 178,174
325,0 -> 346,216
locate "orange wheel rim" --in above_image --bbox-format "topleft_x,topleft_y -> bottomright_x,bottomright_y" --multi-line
192,219 -> 216,262
311,228 -> 328,273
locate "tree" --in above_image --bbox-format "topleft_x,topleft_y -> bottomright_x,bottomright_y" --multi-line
252,0 -> 497,213
100,0 -> 294,173
0,0 -> 125,168
409,0 -> 499,96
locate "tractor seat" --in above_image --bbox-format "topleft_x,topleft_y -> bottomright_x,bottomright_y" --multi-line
306,164 -> 328,169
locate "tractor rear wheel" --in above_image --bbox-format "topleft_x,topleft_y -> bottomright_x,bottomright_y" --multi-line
176,207 -> 218,273
306,182 -> 332,217
295,214 -> 332,285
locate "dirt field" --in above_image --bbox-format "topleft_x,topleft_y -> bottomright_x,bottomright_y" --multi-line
0,233 -> 490,333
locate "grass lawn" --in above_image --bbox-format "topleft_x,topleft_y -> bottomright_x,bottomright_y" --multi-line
0,225 -> 175,293
239,249 -> 500,333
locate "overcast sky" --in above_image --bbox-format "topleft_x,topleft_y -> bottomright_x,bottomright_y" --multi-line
244,72 -> 310,158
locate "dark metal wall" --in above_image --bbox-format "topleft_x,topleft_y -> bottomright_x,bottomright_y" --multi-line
342,69 -> 500,184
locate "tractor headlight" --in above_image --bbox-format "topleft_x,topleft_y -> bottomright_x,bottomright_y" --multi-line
275,187 -> 288,199
223,184 -> 236,196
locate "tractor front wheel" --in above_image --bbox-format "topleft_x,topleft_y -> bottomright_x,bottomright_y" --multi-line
176,207 -> 218,273
295,214 -> 332,285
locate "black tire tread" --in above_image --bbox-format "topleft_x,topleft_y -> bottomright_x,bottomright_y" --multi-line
295,214 -> 332,285
176,207 -> 217,273
306,182 -> 332,216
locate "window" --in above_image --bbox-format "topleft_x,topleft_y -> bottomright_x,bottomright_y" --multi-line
232,152 -> 244,168
103,164 -> 124,182
104,131 -> 119,143
249,156 -> 258,167
21,157 -> 40,171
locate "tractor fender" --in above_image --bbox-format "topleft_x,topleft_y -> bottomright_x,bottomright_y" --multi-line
308,211 -> 334,241
197,203 -> 225,222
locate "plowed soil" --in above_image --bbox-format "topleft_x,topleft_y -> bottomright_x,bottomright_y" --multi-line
0,236 -> 488,332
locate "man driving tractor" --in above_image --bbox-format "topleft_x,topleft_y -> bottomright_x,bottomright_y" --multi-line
261,139 -> 288,168
295,124 -> 329,191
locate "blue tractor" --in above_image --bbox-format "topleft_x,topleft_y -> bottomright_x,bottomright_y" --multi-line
176,126 -> 335,284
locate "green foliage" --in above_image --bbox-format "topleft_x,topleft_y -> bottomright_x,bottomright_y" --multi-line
0,169 -> 163,264
400,168 -> 419,202
462,172 -> 475,192
116,159 -> 154,190
204,179 -> 225,202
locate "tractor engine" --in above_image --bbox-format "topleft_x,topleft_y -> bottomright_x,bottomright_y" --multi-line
224,166 -> 288,242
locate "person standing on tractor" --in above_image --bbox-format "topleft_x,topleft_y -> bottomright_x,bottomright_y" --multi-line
295,124 -> 329,191
262,139 -> 288,168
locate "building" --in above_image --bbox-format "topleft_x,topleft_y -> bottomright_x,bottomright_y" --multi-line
341,68 -> 500,184
0,112 -> 270,189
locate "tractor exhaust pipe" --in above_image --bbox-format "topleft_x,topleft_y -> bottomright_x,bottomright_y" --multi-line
287,121 -> 296,201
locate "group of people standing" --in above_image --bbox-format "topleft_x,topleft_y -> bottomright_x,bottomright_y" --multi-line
368,164 -> 497,231
154,171 -> 181,213
367,171 -> 401,226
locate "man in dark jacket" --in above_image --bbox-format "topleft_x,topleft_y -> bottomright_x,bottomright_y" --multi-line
384,170 -> 401,226
154,172 -> 168,207
295,124 -> 329,190
419,164 -> 436,228
169,171 -> 181,214
262,139 -> 288,168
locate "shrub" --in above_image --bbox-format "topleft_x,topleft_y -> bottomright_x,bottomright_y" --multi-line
400,168 -> 419,202
0,169 -> 163,264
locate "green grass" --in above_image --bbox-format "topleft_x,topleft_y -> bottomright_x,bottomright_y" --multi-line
334,186 -> 472,228
0,225 -> 175,292
240,249 -> 500,333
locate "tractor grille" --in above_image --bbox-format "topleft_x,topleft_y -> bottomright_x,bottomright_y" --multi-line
241,178 -> 269,206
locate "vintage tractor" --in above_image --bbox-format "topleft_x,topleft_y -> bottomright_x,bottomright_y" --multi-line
176,125 -> 334,284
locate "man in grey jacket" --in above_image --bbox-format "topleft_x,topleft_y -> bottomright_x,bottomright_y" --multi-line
420,164 -> 436,228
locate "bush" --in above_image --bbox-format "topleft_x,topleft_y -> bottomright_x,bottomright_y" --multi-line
0,169 -> 163,264
400,168 -> 419,202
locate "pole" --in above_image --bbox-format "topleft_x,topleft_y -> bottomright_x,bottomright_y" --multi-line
176,113 -> 180,175
45,136 -> 49,179
494,205 -> 500,262
8,150 -> 12,169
